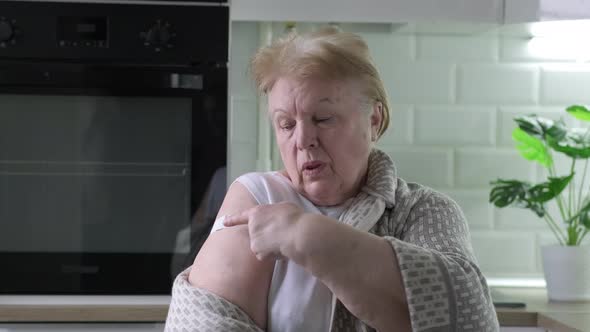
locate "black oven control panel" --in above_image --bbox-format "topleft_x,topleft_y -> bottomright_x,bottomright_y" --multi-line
140,20 -> 176,53
0,1 -> 228,65
0,16 -> 20,47
57,16 -> 109,49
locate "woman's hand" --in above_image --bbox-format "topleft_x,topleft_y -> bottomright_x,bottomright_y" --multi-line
223,202 -> 305,261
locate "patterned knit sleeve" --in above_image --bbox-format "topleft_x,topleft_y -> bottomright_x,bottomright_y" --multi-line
165,268 -> 264,332
384,190 -> 499,332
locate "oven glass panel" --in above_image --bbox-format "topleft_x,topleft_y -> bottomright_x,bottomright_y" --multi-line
0,94 -> 192,254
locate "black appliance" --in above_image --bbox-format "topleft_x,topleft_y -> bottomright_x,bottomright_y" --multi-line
0,0 -> 228,294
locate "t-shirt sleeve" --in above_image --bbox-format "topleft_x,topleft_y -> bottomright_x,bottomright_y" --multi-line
234,172 -> 273,205
208,172 -> 266,235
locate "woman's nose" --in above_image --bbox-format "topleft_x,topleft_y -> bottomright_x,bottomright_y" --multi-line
295,122 -> 318,150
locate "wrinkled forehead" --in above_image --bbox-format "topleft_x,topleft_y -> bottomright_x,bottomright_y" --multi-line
267,76 -> 366,114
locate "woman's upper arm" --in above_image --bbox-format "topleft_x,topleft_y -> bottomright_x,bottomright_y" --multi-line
188,181 -> 274,329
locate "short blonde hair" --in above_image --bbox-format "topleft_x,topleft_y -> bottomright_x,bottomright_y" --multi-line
250,27 -> 390,138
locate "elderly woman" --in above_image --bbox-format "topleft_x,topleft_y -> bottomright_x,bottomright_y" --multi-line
165,28 -> 499,332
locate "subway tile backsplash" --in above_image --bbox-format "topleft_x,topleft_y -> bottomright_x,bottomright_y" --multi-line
228,22 -> 589,278
540,65 -> 590,104
413,107 -> 496,146
387,63 -> 456,104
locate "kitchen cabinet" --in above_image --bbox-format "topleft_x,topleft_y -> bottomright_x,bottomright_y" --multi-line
230,0 -> 503,23
505,0 -> 590,23
231,0 -> 590,25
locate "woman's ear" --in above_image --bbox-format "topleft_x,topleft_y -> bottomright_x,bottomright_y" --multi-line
370,102 -> 383,141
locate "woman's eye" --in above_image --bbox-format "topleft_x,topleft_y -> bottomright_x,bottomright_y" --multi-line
315,117 -> 333,123
279,122 -> 295,130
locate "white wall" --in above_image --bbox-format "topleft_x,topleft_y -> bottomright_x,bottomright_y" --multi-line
228,21 -> 590,278
228,22 -> 260,180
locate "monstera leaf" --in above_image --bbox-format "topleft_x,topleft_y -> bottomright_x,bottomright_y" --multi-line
493,107 -> 590,245
527,174 -> 574,203
489,179 -> 546,217
514,115 -> 567,141
512,127 -> 553,168
566,105 -> 590,122
490,179 -> 528,207
547,128 -> 590,159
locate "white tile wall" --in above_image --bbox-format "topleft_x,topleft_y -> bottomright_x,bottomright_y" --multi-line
471,232 -> 537,274
494,207 -> 548,230
455,149 -> 537,187
377,105 -> 413,146
228,22 -> 590,277
357,32 -> 415,65
500,327 -> 545,332
383,147 -> 453,187
446,190 -> 494,230
500,37 -> 572,62
458,64 -> 539,104
417,35 -> 498,61
228,23 -> 260,181
414,107 -> 495,146
230,141 -> 258,179
500,37 -> 535,62
540,65 -> 590,104
230,98 -> 258,144
386,63 -> 455,104
229,23 -> 260,99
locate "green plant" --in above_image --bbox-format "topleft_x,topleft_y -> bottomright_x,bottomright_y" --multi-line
490,105 -> 590,246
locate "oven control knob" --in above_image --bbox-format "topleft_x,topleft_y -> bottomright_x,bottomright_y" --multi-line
0,20 -> 14,42
141,20 -> 175,52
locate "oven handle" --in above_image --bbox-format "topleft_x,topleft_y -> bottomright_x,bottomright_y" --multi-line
0,63 -> 218,96
170,73 -> 203,90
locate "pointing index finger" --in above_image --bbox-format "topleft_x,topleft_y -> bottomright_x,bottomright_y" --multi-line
223,210 -> 251,227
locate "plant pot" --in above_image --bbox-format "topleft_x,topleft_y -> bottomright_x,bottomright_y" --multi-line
541,245 -> 590,301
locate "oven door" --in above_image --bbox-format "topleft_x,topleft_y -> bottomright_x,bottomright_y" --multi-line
0,61 -> 227,294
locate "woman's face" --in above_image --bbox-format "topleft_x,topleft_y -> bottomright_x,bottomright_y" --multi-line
268,76 -> 382,206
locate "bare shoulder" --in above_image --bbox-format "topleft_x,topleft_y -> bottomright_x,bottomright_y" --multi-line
189,180 -> 274,329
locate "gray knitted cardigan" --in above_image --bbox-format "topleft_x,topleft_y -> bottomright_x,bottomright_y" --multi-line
165,149 -> 499,332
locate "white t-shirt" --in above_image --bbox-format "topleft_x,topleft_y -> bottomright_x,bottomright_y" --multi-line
210,171 -> 350,332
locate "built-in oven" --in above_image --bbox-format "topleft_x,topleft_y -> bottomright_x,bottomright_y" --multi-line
0,0 -> 228,294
